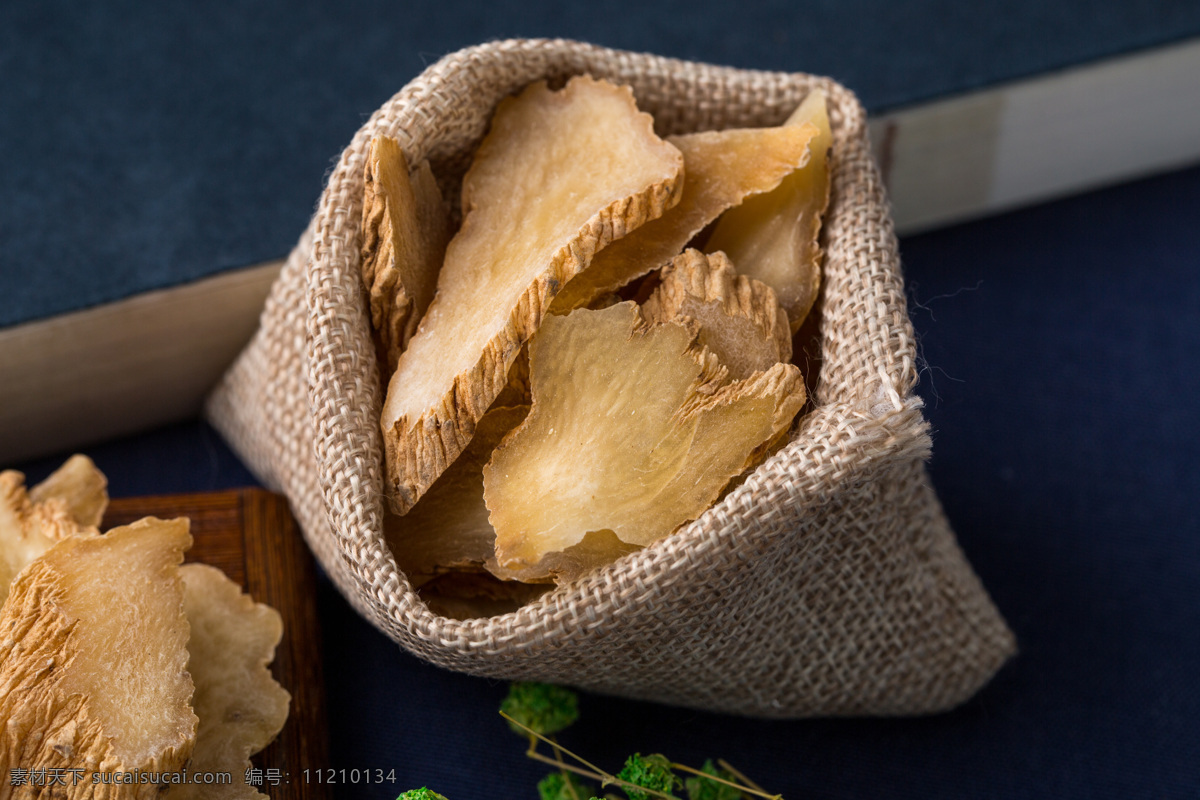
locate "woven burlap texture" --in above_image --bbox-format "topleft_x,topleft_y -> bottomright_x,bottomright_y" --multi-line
206,38 -> 1015,717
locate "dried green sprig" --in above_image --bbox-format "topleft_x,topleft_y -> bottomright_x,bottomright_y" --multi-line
502,682 -> 581,737
395,693 -> 777,800
396,790 -> 448,800
685,760 -> 742,800
539,771 -> 600,800
617,754 -> 682,800
499,683 -> 782,800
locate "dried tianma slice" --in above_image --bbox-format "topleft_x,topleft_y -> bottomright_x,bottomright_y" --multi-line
28,453 -> 109,529
549,123 -> 818,313
386,405 -> 528,587
0,455 -> 106,606
705,89 -> 832,330
491,347 -> 532,408
166,564 -> 290,800
382,76 -> 684,514
0,518 -> 196,793
484,303 -> 805,574
487,529 -> 641,585
361,136 -> 451,374
642,249 -> 791,380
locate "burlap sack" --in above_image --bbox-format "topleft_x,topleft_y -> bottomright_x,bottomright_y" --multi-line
206,38 -> 1015,717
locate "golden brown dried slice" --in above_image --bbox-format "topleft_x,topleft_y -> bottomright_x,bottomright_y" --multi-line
642,249 -> 791,380
382,76 -> 684,513
705,89 -> 832,330
483,303 -> 805,574
0,517 -> 196,792
386,405 -> 528,587
491,346 -> 532,408
28,453 -> 109,528
549,123 -> 819,313
0,462 -> 101,606
486,529 -> 641,585
166,564 -> 290,800
361,136 -> 451,374
1,473 -> 60,605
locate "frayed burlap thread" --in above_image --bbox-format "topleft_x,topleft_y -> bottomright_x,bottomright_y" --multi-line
206,39 -> 1014,717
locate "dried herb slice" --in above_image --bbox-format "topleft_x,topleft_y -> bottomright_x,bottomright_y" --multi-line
361,136 -> 451,374
484,303 -> 804,575
0,458 -> 103,606
166,564 -> 290,800
549,123 -> 818,313
386,405 -> 528,587
27,453 -> 109,529
0,518 -> 196,791
705,89 -> 832,329
381,76 -> 684,514
486,529 -> 641,585
642,249 -> 791,380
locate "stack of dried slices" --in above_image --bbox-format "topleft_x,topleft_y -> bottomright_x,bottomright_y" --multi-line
0,456 -> 288,795
367,76 -> 831,619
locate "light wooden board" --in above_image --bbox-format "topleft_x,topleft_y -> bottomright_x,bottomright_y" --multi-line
0,261 -> 280,463
870,36 -> 1200,233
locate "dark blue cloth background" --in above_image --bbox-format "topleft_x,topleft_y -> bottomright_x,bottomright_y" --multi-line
16,163 -> 1200,797
3,0 -> 1200,326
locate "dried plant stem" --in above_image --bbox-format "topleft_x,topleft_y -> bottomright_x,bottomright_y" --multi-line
502,711 -> 679,800
524,748 -> 607,785
546,736 -> 582,800
502,711 -> 783,800
670,761 -> 782,800
505,713 -> 610,779
717,759 -> 769,794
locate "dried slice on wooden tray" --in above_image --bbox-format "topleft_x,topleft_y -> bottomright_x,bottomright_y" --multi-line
705,89 -> 832,329
28,453 -> 109,528
0,459 -> 102,605
361,136 -> 451,374
0,517 -> 196,787
166,564 -> 290,800
381,75 -> 684,514
386,405 -> 528,587
484,302 -> 805,574
549,123 -> 818,313
642,249 -> 791,380
1,474 -> 61,605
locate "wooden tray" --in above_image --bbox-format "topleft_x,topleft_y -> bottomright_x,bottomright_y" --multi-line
105,489 -> 329,800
